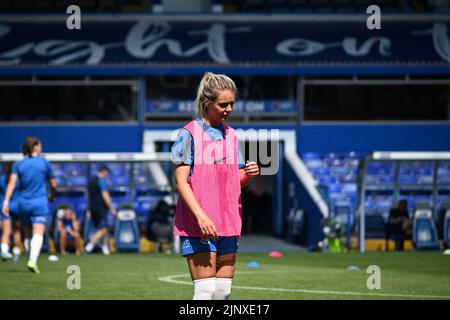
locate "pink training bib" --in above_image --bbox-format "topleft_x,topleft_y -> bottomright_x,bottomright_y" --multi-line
174,120 -> 242,237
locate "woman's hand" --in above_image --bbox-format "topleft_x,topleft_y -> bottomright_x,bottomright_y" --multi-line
2,201 -> 9,217
244,160 -> 260,177
196,213 -> 218,239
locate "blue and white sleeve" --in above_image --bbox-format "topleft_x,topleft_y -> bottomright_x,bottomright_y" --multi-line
171,129 -> 194,166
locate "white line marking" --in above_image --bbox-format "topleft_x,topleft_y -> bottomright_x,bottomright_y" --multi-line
158,273 -> 450,299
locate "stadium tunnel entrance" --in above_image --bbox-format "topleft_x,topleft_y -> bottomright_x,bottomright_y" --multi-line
241,140 -> 278,236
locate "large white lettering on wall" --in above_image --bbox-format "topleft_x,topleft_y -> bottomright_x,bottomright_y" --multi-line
0,21 -> 448,65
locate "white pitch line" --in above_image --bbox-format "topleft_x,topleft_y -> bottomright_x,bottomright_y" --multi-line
158,273 -> 450,300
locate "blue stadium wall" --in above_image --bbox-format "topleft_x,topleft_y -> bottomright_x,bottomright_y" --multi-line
298,123 -> 450,154
0,125 -> 142,153
1,123 -> 450,154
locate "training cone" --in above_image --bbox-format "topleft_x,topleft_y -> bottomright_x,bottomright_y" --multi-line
247,261 -> 260,268
268,251 -> 283,258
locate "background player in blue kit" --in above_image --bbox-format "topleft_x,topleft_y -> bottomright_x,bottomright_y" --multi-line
1,162 -> 22,262
84,165 -> 117,255
2,137 -> 57,273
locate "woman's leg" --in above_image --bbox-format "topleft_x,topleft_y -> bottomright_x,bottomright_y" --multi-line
187,252 -> 217,300
214,253 -> 236,300
23,225 -> 32,253
102,229 -> 110,254
12,220 -> 22,250
1,220 -> 12,259
12,220 -> 22,260
60,229 -> 68,253
72,232 -> 82,254
27,223 -> 45,273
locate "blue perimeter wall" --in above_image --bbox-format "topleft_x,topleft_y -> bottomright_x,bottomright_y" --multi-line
0,125 -> 142,153
298,123 -> 450,154
1,123 -> 449,154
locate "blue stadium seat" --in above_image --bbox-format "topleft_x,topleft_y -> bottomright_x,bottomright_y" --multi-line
135,175 -> 150,186
302,151 -> 321,160
399,175 -> 417,184
379,175 -> 395,184
413,209 -> 440,250
114,205 -> 140,252
135,188 -> 170,220
437,162 -> 450,183
110,187 -> 130,204
110,175 -> 130,185
70,176 -> 88,186
306,159 -> 326,170
319,176 -> 337,185
136,199 -> 153,216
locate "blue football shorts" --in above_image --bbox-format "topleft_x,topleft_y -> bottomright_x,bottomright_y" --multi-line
180,236 -> 239,257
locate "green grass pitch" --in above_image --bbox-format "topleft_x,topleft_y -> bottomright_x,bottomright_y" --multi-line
1,251 -> 449,300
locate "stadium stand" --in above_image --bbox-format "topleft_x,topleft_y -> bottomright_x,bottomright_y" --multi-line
302,151 -> 359,227
302,151 -> 450,251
